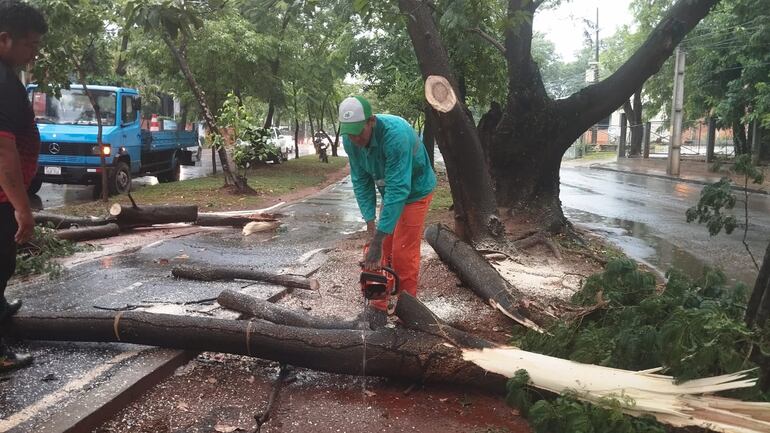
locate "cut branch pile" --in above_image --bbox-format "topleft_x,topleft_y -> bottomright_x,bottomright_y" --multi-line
34,196 -> 280,242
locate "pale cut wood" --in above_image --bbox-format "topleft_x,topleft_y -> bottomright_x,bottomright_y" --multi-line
463,347 -> 770,433
425,75 -> 457,113
196,213 -> 278,227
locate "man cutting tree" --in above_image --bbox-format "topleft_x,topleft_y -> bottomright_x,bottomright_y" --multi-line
339,96 -> 436,320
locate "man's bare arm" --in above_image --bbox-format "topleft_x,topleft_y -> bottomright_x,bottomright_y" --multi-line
0,136 -> 30,212
0,135 -> 34,243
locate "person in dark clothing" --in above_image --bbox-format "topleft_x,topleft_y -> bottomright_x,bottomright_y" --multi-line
0,0 -> 48,372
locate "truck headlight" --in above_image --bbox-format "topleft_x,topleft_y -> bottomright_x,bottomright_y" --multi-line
92,144 -> 111,156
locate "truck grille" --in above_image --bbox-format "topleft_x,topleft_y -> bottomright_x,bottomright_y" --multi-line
40,141 -> 94,156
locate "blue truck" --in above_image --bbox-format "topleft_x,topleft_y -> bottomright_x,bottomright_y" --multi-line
27,85 -> 198,195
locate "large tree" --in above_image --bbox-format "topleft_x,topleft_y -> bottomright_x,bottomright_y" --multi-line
390,0 -> 719,241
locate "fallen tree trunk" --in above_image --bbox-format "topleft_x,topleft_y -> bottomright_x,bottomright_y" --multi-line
110,203 -> 198,228
55,223 -> 121,242
34,212 -> 112,229
218,289 -> 493,350
424,224 -> 553,331
217,289 -> 356,329
196,213 -> 278,227
7,310 -> 504,390
173,265 -> 320,291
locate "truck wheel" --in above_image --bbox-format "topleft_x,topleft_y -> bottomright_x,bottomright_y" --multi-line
158,156 -> 181,183
27,176 -> 43,195
109,161 -> 132,195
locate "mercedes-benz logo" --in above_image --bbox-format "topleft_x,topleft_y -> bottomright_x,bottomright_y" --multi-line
48,143 -> 60,154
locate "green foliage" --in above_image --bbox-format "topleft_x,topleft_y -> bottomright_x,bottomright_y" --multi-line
685,178 -> 738,235
15,225 -> 89,278
232,126 -> 281,168
527,395 -> 665,433
506,259 -> 769,432
513,259 -> 764,389
687,155 -> 764,236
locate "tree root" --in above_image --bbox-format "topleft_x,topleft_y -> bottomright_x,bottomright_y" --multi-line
512,231 -> 562,260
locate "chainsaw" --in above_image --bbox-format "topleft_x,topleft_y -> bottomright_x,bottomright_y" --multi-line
359,246 -> 401,320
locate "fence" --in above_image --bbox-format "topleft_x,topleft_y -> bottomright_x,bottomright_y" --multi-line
568,118 -> 736,160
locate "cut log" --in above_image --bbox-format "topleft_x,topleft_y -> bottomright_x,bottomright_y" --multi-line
196,213 -> 278,227
217,289 -> 493,350
109,203 -> 198,228
217,289 -> 356,330
7,310 -> 504,390
34,212 -> 113,229
173,265 -> 320,291
55,223 -> 121,242
424,223 -> 550,332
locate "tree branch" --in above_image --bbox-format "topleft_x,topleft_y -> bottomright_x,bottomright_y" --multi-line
468,28 -> 506,56
554,0 -> 719,150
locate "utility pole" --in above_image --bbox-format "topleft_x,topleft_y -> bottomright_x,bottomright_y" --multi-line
591,8 -> 599,146
667,46 -> 685,176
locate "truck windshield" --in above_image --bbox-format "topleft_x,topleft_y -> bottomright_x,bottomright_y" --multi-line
30,89 -> 117,126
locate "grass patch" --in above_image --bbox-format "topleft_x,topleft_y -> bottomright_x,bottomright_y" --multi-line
58,156 -> 348,216
429,175 -> 453,216
580,150 -> 616,161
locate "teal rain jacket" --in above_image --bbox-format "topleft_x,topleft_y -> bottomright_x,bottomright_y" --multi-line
342,114 -> 437,234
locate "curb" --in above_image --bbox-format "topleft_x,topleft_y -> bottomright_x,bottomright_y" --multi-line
589,164 -> 769,196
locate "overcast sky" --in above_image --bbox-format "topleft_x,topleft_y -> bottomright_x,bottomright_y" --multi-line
533,0 -> 634,61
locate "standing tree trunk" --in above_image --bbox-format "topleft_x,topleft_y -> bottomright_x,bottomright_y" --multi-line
114,16 -> 132,80
327,101 -> 340,157
398,0 -> 502,244
746,241 -> 770,390
307,107 -> 316,155
734,121 -> 750,155
160,32 -> 249,193
75,68 -> 109,202
489,0 -> 717,233
423,106 -> 436,168
624,89 -> 644,157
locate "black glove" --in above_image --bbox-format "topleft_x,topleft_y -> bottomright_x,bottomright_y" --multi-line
364,230 -> 387,271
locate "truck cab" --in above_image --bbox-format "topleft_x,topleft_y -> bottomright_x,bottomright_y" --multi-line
28,85 -> 197,195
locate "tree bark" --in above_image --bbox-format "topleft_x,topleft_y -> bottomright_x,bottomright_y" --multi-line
34,212 -> 111,229
109,203 -> 198,228
734,121 -> 750,155
745,241 -> 770,390
172,264 -> 319,291
195,213 -> 277,227
55,223 -> 121,242
624,90 -> 644,157
75,70 -> 109,202
7,310 -> 505,391
422,106 -> 436,168
217,289 -> 356,330
424,224 -> 552,331
398,0 -> 502,243
160,32 -> 249,193
488,0 -> 716,232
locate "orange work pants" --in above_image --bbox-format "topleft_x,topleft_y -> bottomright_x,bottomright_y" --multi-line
371,193 -> 433,311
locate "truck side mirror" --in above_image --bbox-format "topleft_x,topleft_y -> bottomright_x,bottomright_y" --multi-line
133,97 -> 142,113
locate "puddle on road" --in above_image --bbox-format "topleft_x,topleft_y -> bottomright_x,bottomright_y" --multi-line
565,208 -> 750,286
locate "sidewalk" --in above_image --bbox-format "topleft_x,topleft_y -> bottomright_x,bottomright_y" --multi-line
589,157 -> 769,195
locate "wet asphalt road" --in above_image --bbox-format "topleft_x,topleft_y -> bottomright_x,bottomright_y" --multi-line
560,166 -> 770,286
1,176 -> 364,431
